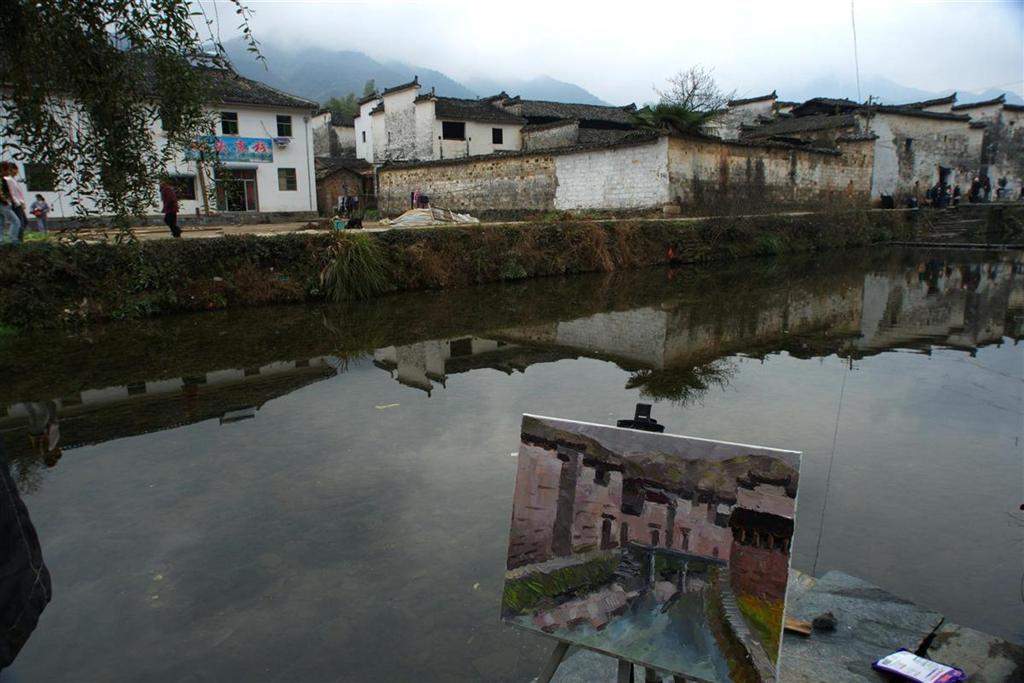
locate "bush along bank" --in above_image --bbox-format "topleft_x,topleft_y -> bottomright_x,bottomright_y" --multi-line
0,210 -> 927,328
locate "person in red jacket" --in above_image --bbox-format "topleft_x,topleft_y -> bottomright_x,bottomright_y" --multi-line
159,177 -> 181,238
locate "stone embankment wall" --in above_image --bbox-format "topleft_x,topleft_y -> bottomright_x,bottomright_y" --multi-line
3,207 -> 1014,329
378,134 -> 876,217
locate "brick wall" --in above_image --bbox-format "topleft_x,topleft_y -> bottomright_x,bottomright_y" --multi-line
728,542 -> 789,602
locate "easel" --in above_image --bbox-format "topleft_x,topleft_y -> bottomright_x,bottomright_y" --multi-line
534,405 -> 689,683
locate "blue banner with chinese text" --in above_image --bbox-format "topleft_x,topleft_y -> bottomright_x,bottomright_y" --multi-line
187,136 -> 274,163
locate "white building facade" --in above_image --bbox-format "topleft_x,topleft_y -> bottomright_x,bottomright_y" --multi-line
4,69 -> 318,221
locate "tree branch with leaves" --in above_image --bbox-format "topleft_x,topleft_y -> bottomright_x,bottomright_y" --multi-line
0,0 -> 262,227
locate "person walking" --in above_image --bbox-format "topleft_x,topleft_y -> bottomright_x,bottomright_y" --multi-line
1,163 -> 28,242
29,194 -> 50,236
0,173 -> 21,243
159,177 -> 181,238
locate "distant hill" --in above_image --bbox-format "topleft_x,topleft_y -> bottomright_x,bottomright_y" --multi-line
462,75 -> 611,105
783,75 -> 1024,106
223,40 -> 613,106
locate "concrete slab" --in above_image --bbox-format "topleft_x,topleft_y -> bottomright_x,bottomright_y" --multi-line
926,622 -> 1024,683
780,571 -> 944,683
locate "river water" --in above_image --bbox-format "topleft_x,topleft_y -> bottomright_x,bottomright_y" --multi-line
1,247 -> 1021,682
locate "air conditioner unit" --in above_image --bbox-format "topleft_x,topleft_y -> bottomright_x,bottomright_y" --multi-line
273,137 -> 290,147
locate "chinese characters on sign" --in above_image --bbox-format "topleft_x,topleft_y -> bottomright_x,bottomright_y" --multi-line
187,136 -> 274,163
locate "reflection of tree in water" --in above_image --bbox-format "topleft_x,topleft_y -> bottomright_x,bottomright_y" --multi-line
626,360 -> 737,406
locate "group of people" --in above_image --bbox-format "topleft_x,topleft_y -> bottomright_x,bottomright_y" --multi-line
908,175 -> 1022,209
0,163 -> 49,243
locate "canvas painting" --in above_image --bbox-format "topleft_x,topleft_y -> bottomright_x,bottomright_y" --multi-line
502,415 -> 801,682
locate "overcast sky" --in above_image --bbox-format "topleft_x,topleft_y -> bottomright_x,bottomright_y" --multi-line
216,0 -> 1024,104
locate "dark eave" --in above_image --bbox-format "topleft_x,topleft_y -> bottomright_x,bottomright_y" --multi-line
898,92 -> 957,109
358,92 -> 380,105
381,76 -> 420,96
952,94 -> 1006,111
728,90 -> 777,107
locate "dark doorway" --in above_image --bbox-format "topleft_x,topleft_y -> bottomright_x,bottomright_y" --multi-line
216,169 -> 259,211
619,523 -> 629,547
651,530 -> 660,546
601,519 -> 613,549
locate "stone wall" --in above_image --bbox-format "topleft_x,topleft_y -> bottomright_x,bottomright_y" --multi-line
379,154 -> 559,215
379,134 -> 875,217
554,139 -> 669,210
667,136 -> 874,212
866,111 -> 982,201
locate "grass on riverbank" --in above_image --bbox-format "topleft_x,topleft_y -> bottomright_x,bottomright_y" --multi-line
736,593 -> 784,663
502,554 -> 620,615
0,208 -> 949,328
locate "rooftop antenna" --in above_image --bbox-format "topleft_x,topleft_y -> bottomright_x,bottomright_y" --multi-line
850,0 -> 863,103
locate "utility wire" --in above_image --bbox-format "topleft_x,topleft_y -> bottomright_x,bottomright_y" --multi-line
851,0 -> 863,103
812,359 -> 849,577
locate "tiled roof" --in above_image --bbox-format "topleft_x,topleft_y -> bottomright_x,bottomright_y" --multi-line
1003,103 -> 1024,113
790,98 -> 862,117
520,118 -> 577,133
431,96 -> 525,123
742,114 -> 858,138
952,94 -> 1006,110
897,93 -> 957,109
381,77 -> 420,96
514,99 -> 637,126
315,156 -> 373,178
369,102 -> 384,115
357,92 -> 380,105
331,112 -> 355,127
577,128 -> 640,146
728,91 -> 777,107
870,105 -> 969,121
202,67 -> 317,110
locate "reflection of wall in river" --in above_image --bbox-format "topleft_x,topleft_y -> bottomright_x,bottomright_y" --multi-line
372,338 -> 506,393
496,285 -> 864,368
858,260 -> 1023,351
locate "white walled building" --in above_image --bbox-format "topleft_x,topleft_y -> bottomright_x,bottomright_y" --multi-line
354,77 -> 637,164
5,68 -> 319,221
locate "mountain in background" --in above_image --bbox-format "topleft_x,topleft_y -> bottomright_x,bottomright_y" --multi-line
783,75 -> 1023,106
223,40 -> 611,106
462,75 -> 610,105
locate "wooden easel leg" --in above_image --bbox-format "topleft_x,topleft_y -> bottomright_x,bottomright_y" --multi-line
537,641 -> 570,683
617,659 -> 634,683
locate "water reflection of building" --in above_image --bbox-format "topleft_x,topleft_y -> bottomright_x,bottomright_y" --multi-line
0,357 -> 337,460
857,259 -> 1022,353
372,337 -> 576,395
371,254 -> 1024,396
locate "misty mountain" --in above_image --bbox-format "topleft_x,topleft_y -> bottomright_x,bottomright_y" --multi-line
223,40 -> 610,106
462,76 -> 610,105
223,40 -> 476,102
783,75 -> 1023,106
